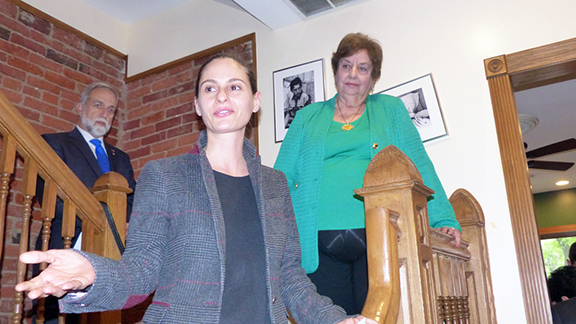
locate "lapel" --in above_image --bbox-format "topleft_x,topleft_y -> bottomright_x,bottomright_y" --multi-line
196,142 -> 226,297
104,142 -> 118,172
68,127 -> 102,177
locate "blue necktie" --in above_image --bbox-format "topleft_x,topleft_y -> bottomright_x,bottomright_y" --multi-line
90,139 -> 110,174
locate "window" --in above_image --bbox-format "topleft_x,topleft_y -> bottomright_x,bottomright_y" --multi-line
540,236 -> 576,278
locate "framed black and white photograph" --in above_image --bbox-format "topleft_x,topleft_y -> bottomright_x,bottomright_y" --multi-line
380,73 -> 448,142
273,59 -> 325,143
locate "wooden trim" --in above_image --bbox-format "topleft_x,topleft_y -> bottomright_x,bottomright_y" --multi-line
539,225 -> 576,239
125,33 -> 256,83
484,37 -> 576,324
507,38 -> 576,91
9,0 -> 127,59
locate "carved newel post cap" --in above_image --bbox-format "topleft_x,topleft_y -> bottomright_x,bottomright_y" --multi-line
92,171 -> 132,193
363,145 -> 423,188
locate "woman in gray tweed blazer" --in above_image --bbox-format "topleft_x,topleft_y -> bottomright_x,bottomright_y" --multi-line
17,54 -> 377,324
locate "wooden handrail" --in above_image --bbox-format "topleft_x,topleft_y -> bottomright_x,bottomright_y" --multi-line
0,90 -> 105,232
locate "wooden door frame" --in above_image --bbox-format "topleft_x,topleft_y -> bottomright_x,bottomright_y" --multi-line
484,37 -> 576,323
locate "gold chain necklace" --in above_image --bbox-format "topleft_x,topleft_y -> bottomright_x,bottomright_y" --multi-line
336,99 -> 364,131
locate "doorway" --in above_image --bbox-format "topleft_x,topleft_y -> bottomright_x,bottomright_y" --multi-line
484,37 -> 576,324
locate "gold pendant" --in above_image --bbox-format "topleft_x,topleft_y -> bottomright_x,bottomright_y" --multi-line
342,124 -> 354,131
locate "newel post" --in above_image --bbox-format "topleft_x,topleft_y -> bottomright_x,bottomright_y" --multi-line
87,171 -> 131,260
355,145 -> 435,324
85,171 -> 131,324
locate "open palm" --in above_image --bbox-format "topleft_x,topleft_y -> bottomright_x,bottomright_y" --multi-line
15,250 -> 95,299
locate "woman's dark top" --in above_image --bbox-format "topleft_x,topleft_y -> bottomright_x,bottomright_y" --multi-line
214,171 -> 270,323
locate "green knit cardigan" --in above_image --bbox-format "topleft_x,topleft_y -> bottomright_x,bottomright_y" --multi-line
274,93 -> 460,273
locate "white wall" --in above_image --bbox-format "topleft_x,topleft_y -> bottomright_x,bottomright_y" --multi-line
20,1 -> 576,323
22,0 -> 129,53
125,0 -> 265,76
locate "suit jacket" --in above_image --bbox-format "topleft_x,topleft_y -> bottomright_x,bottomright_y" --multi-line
35,127 -> 136,250
552,297 -> 576,324
60,131 -> 348,324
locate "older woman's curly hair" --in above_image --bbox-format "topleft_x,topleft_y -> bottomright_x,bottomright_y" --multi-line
331,33 -> 383,82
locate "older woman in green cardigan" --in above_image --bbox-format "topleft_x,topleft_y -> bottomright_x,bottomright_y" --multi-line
274,33 -> 461,315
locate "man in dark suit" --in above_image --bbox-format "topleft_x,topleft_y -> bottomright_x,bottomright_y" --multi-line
34,82 -> 136,323
548,265 -> 576,324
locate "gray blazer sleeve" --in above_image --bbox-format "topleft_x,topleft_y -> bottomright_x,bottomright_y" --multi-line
60,160 -> 169,313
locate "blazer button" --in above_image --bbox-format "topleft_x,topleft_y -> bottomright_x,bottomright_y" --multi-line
372,143 -> 379,149
295,183 -> 298,188
272,296 -> 277,304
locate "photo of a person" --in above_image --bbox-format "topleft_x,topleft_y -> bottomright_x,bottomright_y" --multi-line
284,75 -> 313,128
399,88 -> 431,128
274,59 -> 324,143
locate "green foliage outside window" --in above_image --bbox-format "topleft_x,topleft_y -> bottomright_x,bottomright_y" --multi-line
540,236 -> 576,278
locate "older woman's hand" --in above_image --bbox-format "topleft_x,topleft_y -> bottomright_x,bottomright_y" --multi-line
15,250 -> 95,299
439,227 -> 461,247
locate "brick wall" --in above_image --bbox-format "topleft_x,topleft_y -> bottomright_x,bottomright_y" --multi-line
124,43 -> 254,177
0,1 -> 255,322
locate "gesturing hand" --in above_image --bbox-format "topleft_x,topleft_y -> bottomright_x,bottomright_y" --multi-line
15,250 -> 95,299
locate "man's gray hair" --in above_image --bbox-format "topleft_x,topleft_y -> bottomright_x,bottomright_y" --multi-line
80,82 -> 118,105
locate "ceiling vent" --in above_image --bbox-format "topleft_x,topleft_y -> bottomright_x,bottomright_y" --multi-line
284,0 -> 365,18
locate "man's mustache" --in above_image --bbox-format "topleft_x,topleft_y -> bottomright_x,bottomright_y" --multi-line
92,117 -> 110,128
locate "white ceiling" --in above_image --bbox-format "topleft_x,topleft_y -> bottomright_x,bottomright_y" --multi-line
515,78 -> 576,194
80,0 -> 305,29
81,0 -> 193,24
79,0 -> 576,194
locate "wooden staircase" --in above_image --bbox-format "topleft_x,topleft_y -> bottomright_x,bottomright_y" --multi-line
0,90 -> 130,324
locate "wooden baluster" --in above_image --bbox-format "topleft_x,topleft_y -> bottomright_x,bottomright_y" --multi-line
456,296 -> 463,324
462,296 -> 470,324
61,200 -> 76,249
437,296 -> 446,323
54,200 -> 76,324
0,134 -> 17,255
35,179 -> 58,324
12,159 -> 37,324
451,296 -> 459,324
445,296 -> 454,324
39,179 -> 57,252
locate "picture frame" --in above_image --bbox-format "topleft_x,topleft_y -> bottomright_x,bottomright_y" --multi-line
379,73 -> 448,142
273,59 -> 325,143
